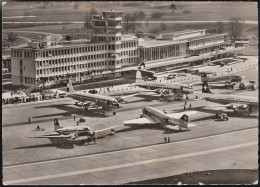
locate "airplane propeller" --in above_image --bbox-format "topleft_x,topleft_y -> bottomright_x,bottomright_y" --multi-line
71,130 -> 79,140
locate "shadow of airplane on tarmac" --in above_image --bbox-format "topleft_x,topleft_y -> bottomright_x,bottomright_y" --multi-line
15,143 -> 74,149
33,104 -> 108,118
15,137 -> 97,149
119,123 -> 190,134
15,140 -> 75,149
121,94 -> 160,104
172,107 -> 258,119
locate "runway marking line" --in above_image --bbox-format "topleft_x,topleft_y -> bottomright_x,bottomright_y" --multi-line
3,127 -> 256,169
4,141 -> 257,185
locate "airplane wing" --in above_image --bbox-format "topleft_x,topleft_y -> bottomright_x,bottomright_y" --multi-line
94,125 -> 120,133
44,131 -> 58,134
123,117 -> 157,125
207,104 -> 230,107
33,134 -> 73,138
167,123 -> 196,130
167,110 -> 198,119
120,93 -> 140,99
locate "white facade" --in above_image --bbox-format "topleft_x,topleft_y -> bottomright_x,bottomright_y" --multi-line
11,10 -> 139,86
10,10 -> 239,87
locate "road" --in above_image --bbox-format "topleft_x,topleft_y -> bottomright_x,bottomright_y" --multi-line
3,20 -> 258,24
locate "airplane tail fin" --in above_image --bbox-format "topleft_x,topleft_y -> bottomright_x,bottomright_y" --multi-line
66,79 -> 75,93
201,73 -> 208,82
180,114 -> 188,122
202,82 -> 212,93
135,70 -> 145,84
178,114 -> 188,128
54,119 -> 61,130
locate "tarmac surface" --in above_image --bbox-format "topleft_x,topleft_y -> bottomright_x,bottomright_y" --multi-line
2,59 -> 258,185
127,169 -> 258,184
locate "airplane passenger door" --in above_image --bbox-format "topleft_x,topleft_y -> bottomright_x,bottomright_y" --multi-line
180,86 -> 183,93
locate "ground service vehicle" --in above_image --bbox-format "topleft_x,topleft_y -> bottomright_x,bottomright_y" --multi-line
216,112 -> 229,121
239,80 -> 257,90
160,93 -> 183,102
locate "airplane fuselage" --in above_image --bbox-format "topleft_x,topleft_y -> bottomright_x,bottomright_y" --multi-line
53,126 -> 94,136
67,92 -> 119,108
142,107 -> 187,128
202,94 -> 258,113
136,81 -> 193,94
202,94 -> 258,105
202,75 -> 242,83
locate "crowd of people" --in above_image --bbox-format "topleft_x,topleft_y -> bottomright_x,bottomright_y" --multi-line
2,91 -> 61,105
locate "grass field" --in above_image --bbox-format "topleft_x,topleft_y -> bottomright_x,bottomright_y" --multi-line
2,1 -> 258,51
3,1 -> 258,22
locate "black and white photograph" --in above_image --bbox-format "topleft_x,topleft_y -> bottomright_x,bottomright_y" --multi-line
2,1 -> 258,185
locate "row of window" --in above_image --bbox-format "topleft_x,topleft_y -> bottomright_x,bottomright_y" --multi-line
141,44 -> 182,61
12,51 -> 23,58
12,45 -> 108,58
94,28 -> 121,34
36,57 -> 138,76
107,21 -> 121,27
36,55 -> 108,67
24,77 -> 36,84
36,49 -> 138,68
12,41 -> 138,58
189,36 -> 224,47
93,20 -> 121,27
93,36 -> 121,42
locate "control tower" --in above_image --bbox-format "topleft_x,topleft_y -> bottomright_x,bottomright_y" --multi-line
92,10 -> 123,69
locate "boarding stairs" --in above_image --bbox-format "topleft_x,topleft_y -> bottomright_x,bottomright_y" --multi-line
25,80 -> 43,94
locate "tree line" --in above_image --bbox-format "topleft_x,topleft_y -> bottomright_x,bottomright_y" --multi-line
215,18 -> 245,42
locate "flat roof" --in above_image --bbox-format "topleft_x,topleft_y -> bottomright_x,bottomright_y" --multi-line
146,55 -> 214,69
121,34 -> 137,41
59,39 -> 91,46
185,33 -> 228,41
139,39 -> 186,48
189,42 -> 225,50
163,29 -> 206,36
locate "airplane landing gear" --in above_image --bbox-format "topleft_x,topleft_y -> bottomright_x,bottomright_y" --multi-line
75,141 -> 85,146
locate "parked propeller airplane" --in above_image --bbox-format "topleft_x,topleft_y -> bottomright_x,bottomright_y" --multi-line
200,73 -> 243,89
33,119 -> 118,145
124,106 -> 197,131
66,80 -> 137,115
198,82 -> 258,115
133,71 -> 193,96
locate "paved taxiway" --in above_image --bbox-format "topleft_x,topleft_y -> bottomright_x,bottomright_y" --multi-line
3,128 -> 257,185
3,60 -> 258,184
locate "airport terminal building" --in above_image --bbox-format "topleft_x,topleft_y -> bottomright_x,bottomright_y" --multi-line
11,10 -> 247,87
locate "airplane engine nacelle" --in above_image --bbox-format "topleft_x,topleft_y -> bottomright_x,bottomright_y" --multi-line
229,103 -> 249,113
155,89 -> 162,94
236,106 -> 250,113
116,97 -> 124,103
75,102 -> 83,107
239,83 -> 246,90
231,76 -> 242,83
